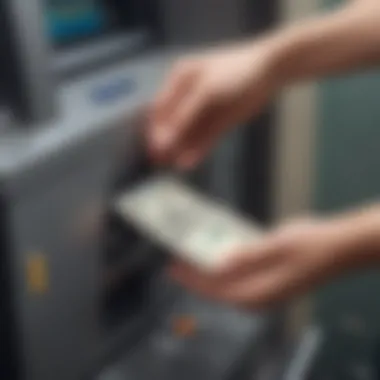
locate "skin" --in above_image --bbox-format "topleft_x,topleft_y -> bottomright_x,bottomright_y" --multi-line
148,0 -> 380,310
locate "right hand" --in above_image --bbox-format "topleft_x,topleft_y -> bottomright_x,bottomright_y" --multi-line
169,216 -> 364,310
148,41 -> 280,169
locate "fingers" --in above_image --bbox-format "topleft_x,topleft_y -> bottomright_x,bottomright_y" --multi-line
167,234 -> 300,309
215,237 -> 286,281
174,115 -> 224,169
150,59 -> 224,166
153,61 -> 198,126
150,61 -> 199,160
168,261 -> 223,298
220,266 -> 295,309
169,260 -> 295,310
152,92 -> 252,168
168,237 -> 284,289
170,86 -> 210,141
172,97 -> 252,169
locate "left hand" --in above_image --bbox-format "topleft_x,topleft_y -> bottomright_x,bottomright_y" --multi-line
168,218 -> 353,310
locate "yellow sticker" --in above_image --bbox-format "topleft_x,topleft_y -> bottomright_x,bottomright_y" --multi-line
27,253 -> 49,295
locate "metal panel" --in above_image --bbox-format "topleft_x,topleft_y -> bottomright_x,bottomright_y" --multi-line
97,290 -> 269,380
0,51 -> 174,380
9,161 -> 109,380
159,0 -> 246,46
1,0 -> 55,122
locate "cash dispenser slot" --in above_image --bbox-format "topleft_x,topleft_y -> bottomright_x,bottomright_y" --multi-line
102,212 -> 160,330
101,137 -> 167,331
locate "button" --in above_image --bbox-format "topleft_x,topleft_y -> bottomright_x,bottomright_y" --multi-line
171,315 -> 198,338
90,77 -> 136,105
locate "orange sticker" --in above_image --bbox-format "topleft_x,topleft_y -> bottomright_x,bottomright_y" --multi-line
172,315 -> 197,338
27,253 -> 49,295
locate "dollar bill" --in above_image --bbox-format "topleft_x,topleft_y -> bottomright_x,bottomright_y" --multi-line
114,176 -> 263,271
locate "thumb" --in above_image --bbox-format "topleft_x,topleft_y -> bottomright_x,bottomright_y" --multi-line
215,235 -> 285,280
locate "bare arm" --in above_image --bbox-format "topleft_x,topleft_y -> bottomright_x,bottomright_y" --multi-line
153,1 -> 380,303
332,204 -> 380,270
264,0 -> 380,265
149,0 -> 380,168
263,0 -> 380,85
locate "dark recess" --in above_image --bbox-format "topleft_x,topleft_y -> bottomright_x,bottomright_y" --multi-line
0,194 -> 22,380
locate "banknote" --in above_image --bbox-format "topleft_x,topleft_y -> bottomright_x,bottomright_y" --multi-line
114,176 -> 263,271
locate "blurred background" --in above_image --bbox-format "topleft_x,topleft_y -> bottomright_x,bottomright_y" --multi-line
0,0 -> 379,379
279,0 -> 380,377
313,0 -> 380,378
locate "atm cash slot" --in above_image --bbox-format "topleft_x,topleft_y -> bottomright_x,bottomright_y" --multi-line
103,212 -> 164,292
101,136 -> 166,330
102,209 -> 162,329
102,263 -> 157,330
104,126 -> 156,279
104,212 -> 141,266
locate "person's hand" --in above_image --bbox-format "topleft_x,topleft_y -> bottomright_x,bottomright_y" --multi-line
168,218 -> 358,310
148,41 -> 280,168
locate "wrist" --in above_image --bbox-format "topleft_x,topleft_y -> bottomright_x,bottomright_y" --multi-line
328,205 -> 380,271
250,32 -> 291,89
250,25 -> 309,90
259,22 -> 323,88
258,4 -> 376,87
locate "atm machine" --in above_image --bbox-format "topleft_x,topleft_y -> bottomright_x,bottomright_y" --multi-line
0,1 -> 322,380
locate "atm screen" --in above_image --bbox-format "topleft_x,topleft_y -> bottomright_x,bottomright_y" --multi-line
46,0 -> 156,75
46,1 -> 110,44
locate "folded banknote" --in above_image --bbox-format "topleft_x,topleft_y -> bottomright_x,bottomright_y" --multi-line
114,176 -> 263,271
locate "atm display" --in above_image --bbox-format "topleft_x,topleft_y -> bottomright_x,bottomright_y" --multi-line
46,0 -> 109,44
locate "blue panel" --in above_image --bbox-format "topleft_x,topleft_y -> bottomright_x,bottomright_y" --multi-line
90,77 -> 137,105
46,2 -> 107,43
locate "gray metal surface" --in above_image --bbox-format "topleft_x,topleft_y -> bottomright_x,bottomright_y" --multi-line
52,29 -> 150,77
282,328 -> 322,380
0,49 -> 178,196
0,1 -> 285,379
97,301 -> 322,380
1,47 -> 273,380
8,152 -> 110,380
159,0 -> 247,46
98,290 -> 269,380
3,0 -> 55,121
251,327 -> 323,380
0,51 -> 178,380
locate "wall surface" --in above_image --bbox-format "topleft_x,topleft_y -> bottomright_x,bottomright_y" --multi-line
274,0 -> 319,220
314,1 -> 380,378
278,0 -> 380,378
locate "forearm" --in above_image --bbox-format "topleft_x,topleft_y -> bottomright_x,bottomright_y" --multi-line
264,1 -> 380,85
331,204 -> 380,270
